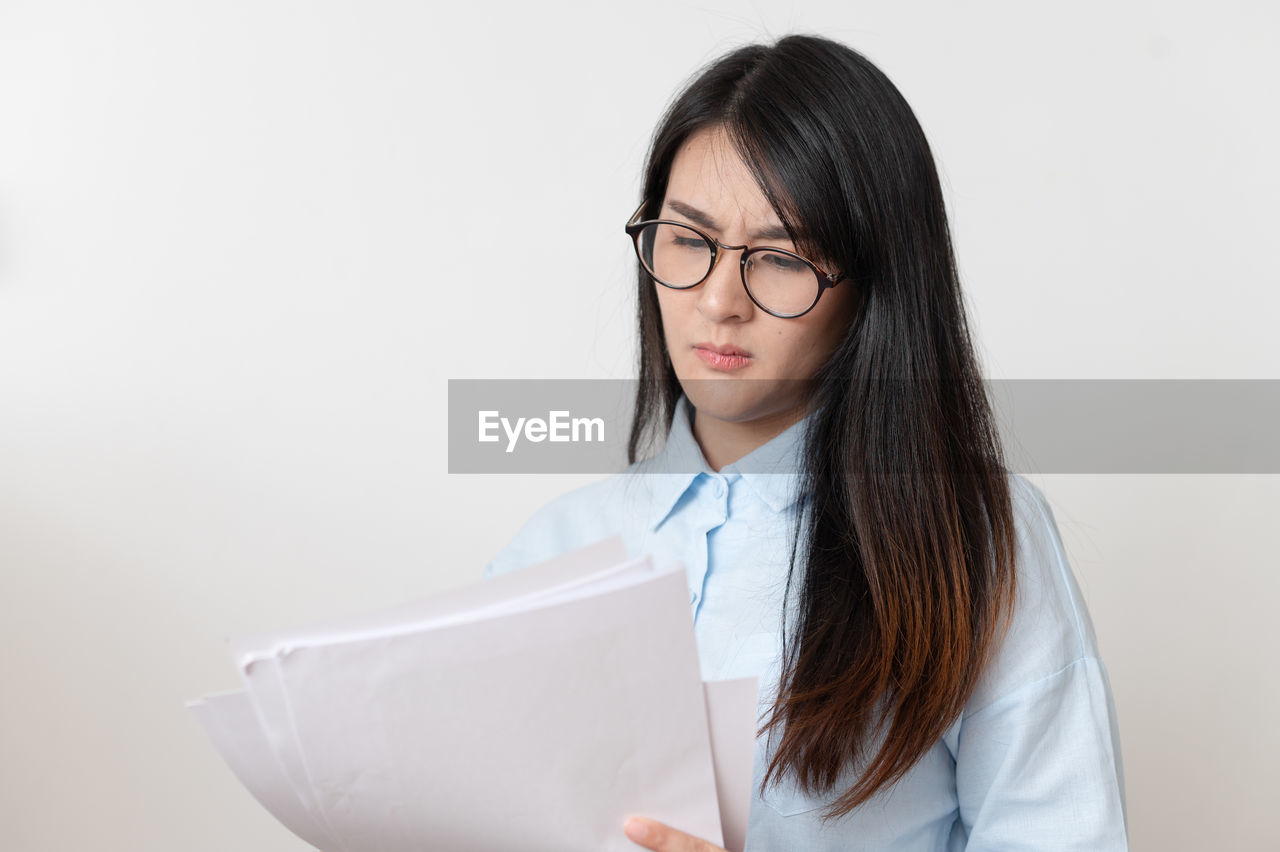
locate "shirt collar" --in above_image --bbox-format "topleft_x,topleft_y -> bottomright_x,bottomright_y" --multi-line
636,393 -> 813,531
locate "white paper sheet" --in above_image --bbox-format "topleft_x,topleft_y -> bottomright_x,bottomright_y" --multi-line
189,535 -> 757,851
187,689 -> 340,851
228,535 -> 631,668
702,677 -> 760,852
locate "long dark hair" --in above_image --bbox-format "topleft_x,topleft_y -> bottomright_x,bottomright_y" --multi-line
626,34 -> 1018,819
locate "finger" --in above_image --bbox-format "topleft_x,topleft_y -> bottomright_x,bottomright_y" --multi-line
623,816 -> 722,852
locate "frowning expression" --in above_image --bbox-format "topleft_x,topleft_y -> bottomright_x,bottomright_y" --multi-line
654,126 -> 857,426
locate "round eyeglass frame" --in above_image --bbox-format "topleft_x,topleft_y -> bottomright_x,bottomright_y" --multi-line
624,201 -> 850,319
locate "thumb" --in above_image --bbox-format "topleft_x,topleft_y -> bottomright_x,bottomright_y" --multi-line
623,816 -> 722,852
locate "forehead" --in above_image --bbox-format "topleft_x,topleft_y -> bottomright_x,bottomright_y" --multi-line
665,127 -> 781,227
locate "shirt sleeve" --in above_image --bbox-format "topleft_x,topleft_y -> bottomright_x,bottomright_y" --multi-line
481,490 -> 582,581
482,515 -> 542,580
953,655 -> 1129,849
483,540 -> 530,580
481,476 -> 626,581
951,476 -> 1130,849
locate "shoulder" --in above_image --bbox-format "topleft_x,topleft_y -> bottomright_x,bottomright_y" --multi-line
965,473 -> 1105,712
482,465 -> 657,580
947,476 -> 1128,843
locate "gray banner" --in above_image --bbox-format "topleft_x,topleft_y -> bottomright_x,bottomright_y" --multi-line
448,379 -> 1280,474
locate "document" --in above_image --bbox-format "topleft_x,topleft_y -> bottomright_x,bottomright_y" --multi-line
187,536 -> 758,852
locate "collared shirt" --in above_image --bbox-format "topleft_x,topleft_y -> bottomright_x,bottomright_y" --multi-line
484,393 -> 1129,850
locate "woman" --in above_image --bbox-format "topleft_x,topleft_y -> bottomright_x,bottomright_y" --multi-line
485,34 -> 1127,851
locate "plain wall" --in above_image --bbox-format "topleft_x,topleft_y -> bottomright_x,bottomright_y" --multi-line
1,1 -> 1276,849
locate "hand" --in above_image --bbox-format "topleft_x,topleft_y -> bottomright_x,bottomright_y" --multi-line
623,816 -> 728,851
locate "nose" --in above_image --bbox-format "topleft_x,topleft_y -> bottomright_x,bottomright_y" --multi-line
695,243 -> 753,323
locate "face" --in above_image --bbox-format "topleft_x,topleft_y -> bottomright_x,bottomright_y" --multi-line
654,126 -> 857,429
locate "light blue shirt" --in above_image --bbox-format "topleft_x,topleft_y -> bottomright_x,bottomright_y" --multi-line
484,393 -> 1129,850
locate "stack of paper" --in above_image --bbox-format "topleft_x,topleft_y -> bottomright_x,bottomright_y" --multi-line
187,535 -> 758,852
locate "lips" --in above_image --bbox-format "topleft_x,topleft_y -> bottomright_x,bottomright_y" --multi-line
692,342 -> 753,372
693,342 -> 752,357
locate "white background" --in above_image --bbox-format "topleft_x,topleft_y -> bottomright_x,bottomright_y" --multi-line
1,1 -> 1277,849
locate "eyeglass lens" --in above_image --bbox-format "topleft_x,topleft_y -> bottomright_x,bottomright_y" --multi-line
635,222 -> 818,316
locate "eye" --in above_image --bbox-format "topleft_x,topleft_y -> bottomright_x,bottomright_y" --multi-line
757,253 -> 805,272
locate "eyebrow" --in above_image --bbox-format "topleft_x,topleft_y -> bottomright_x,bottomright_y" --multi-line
663,199 -> 793,243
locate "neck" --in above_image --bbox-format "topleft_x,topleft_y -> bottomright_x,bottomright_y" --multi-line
691,402 -> 807,472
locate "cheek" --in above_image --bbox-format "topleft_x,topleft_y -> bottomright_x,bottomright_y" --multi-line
756,326 -> 812,373
654,291 -> 683,350
655,289 -> 688,331
776,313 -> 848,374
807,295 -> 856,352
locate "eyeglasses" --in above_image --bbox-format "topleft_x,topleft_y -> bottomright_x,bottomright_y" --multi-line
624,201 -> 850,319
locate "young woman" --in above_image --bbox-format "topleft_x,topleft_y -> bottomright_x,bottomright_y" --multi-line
485,34 -> 1127,851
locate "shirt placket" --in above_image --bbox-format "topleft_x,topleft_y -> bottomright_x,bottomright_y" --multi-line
688,471 -> 734,622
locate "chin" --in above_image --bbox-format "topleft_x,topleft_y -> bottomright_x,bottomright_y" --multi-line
678,374 -> 787,423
